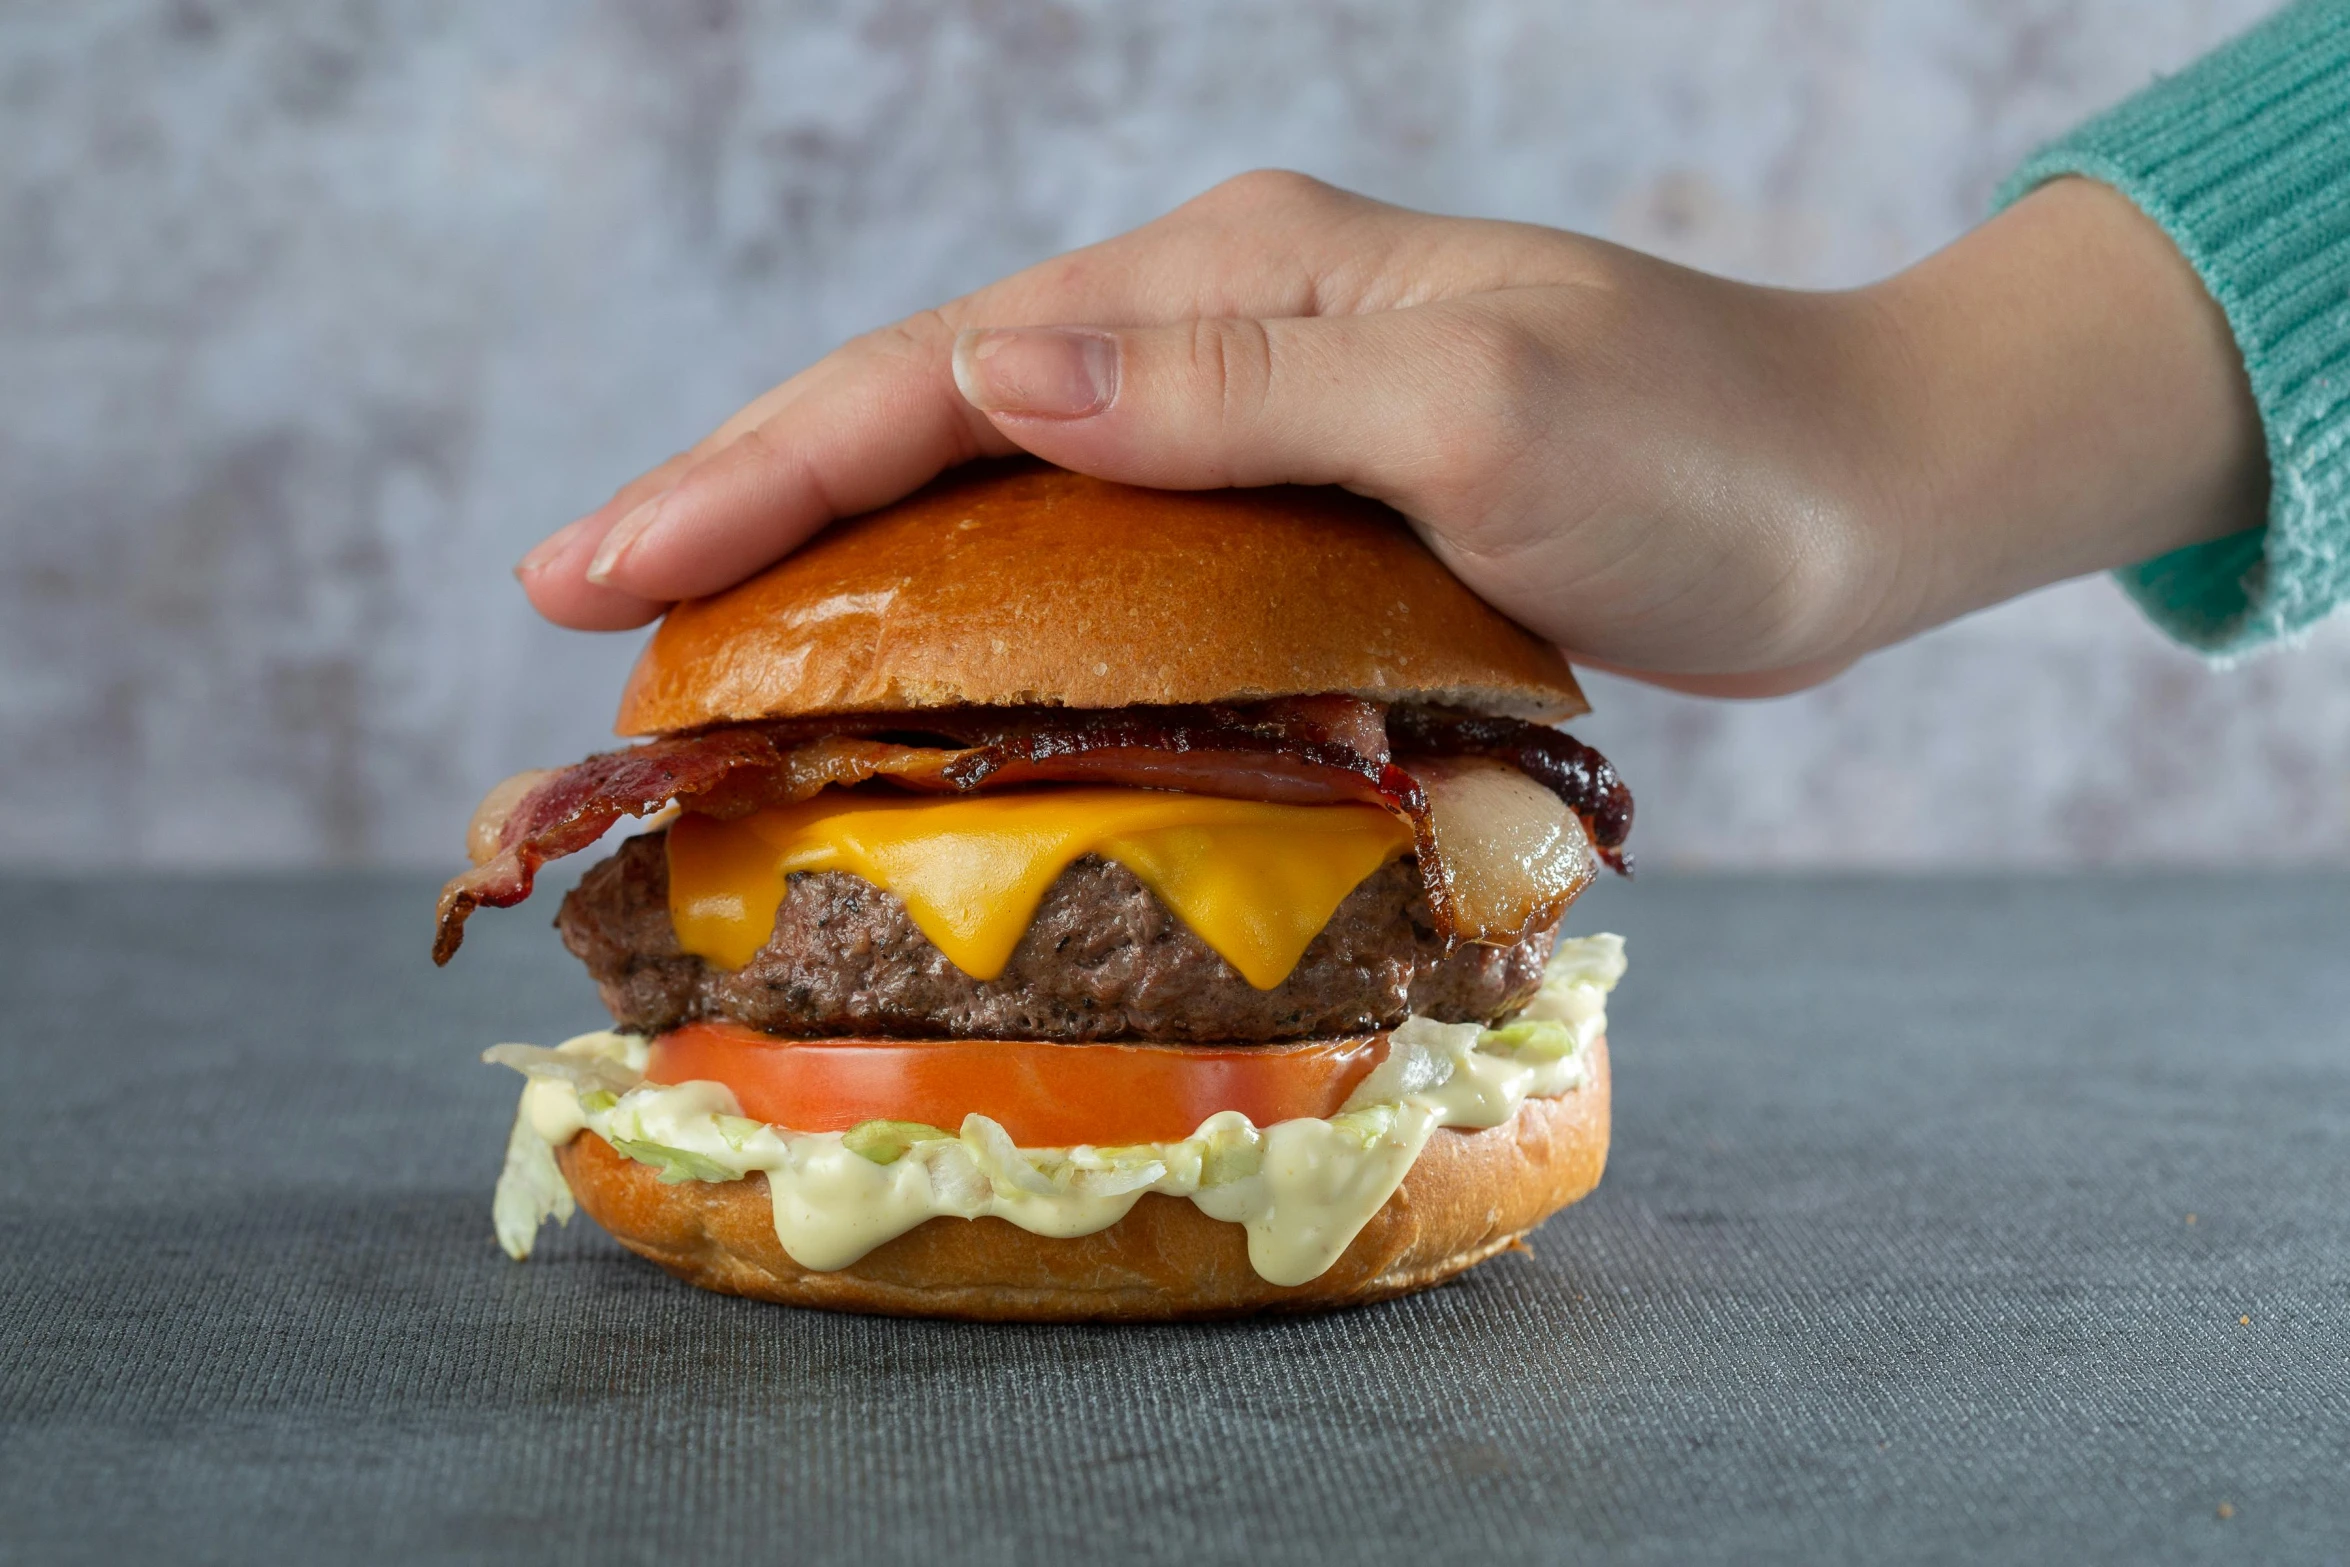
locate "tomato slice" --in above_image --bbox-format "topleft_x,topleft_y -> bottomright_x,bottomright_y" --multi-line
644,1021 -> 1387,1147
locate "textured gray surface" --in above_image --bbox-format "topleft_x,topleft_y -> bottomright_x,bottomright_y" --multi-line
8,1 -> 2350,873
4,871 -> 2347,1564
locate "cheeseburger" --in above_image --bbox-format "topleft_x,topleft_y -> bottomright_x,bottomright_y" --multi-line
440,459 -> 1632,1320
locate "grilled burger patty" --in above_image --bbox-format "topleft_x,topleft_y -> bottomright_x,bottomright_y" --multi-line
558,830 -> 1555,1044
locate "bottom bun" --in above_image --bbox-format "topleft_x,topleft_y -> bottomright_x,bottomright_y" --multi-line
556,1037 -> 1608,1321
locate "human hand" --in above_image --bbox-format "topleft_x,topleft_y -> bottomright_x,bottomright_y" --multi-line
516,172 -> 2263,697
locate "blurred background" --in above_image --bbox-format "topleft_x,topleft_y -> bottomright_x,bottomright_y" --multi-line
5,0 -> 2341,873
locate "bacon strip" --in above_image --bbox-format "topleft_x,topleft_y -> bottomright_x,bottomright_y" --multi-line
433,732 -> 962,964
433,698 -> 1628,963
937,706 -> 1423,812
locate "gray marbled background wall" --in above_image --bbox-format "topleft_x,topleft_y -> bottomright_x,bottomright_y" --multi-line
6,0 -> 2343,871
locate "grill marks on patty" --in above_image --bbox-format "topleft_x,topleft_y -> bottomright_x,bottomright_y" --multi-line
558,830 -> 1555,1044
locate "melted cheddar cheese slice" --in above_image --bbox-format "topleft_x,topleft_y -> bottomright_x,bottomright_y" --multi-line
666,788 -> 1415,990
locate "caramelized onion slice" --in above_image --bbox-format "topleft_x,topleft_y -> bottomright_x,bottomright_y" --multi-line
1407,755 -> 1595,946
465,769 -> 555,867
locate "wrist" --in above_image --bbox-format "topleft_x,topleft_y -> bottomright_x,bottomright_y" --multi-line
1858,177 -> 2266,639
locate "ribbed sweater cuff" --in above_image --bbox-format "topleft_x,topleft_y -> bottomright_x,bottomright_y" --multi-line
1996,0 -> 2350,656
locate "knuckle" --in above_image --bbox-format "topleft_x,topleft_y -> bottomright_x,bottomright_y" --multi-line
1417,311 -> 1562,500
1205,317 -> 1274,404
1180,318 -> 1278,473
1195,167 -> 1341,221
727,416 -> 791,472
858,308 -> 955,364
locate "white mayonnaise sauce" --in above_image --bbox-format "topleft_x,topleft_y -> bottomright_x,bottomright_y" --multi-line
488,934 -> 1624,1286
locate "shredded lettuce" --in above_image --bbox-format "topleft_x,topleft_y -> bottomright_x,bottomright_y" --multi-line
1479,1018 -> 1577,1060
606,1135 -> 741,1185
714,1113 -> 770,1153
479,946 -> 1625,1274
1327,1102 -> 1401,1151
842,1119 -> 956,1166
961,1114 -> 1059,1195
491,1099 -> 574,1260
1344,1015 -> 1478,1110
484,1034 -> 647,1257
1198,1123 -> 1264,1186
1086,1161 -> 1170,1198
482,1039 -> 640,1096
1048,1146 -> 1171,1198
1541,931 -> 1627,994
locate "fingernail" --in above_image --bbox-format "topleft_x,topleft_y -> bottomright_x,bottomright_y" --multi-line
952,327 -> 1119,417
515,515 -> 593,580
586,495 -> 663,586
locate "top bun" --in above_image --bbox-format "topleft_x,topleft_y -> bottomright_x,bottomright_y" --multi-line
616,460 -> 1585,736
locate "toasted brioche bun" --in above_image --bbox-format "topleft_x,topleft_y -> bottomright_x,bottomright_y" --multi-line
615,459 -> 1585,736
554,1036 -> 1607,1321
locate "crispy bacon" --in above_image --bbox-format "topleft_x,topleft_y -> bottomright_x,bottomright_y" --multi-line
433,732 -> 969,965
936,707 -> 1423,812
438,729 -> 774,964
1252,694 -> 1392,763
432,697 -> 1629,963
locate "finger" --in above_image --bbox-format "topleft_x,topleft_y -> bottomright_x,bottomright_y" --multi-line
513,520 -> 670,629
558,182 -> 1391,603
1575,653 -> 1859,699
579,313 -> 1027,601
680,179 -> 1563,458
546,177 -> 1577,608
515,451 -> 696,629
685,176 -> 1410,455
942,296 -> 1558,509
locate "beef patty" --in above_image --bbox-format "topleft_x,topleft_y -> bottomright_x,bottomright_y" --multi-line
558,830 -> 1554,1044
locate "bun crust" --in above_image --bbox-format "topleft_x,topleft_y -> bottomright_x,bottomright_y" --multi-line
554,1037 -> 1607,1321
616,460 -> 1586,736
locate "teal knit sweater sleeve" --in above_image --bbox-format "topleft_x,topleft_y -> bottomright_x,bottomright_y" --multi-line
1995,0 -> 2350,655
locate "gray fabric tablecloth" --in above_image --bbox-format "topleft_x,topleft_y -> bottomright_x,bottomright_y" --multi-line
2,872 -> 2345,1565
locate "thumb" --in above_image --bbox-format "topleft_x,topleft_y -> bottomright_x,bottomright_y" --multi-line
948,301 -> 1546,506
